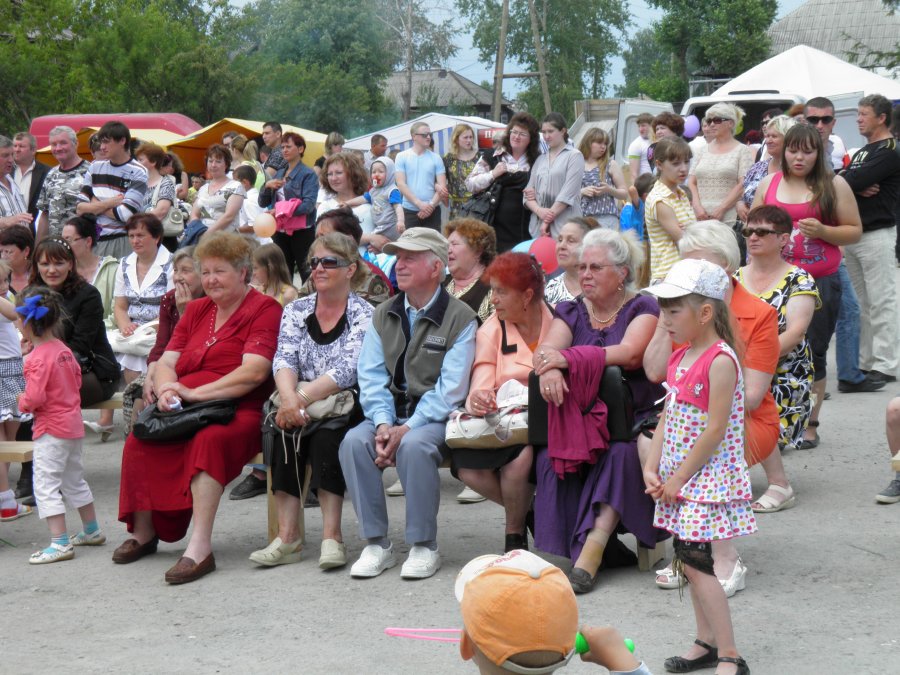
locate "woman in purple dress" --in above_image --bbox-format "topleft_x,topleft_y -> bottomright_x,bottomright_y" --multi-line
533,228 -> 664,594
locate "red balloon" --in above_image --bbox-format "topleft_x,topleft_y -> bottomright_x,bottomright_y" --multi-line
529,236 -> 558,275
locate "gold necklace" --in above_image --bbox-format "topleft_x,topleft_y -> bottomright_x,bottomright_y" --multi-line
587,293 -> 629,324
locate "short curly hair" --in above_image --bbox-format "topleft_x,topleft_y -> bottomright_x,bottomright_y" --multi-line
195,231 -> 252,283
652,112 -> 685,137
320,153 -> 369,196
444,218 -> 497,267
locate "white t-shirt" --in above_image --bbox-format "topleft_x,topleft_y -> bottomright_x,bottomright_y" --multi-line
627,136 -> 652,176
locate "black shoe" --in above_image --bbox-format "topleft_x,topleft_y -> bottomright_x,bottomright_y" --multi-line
600,535 -> 638,570
228,473 -> 267,500
664,639 -> 719,673
504,533 -> 528,553
568,566 -> 598,594
838,374 -> 886,393
304,492 -> 320,508
14,476 -> 32,501
868,370 -> 897,384
717,655 -> 750,675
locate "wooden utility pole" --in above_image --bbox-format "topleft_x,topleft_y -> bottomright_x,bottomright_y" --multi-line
491,0 -> 510,122
527,0 -> 552,115
403,0 -> 414,120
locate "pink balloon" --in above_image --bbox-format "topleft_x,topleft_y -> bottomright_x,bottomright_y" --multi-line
529,236 -> 558,275
253,212 -> 277,238
683,115 -> 701,140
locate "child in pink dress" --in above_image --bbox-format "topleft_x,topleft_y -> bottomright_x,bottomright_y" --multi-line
644,259 -> 756,675
16,289 -> 105,564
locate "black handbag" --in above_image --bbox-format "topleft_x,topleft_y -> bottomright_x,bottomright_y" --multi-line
132,399 -> 238,442
459,181 -> 502,225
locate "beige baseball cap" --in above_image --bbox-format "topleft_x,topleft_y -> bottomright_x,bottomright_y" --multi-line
383,227 -> 449,266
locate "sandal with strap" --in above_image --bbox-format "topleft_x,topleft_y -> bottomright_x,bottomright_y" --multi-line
664,639 -> 718,673
797,421 -> 819,450
655,563 -> 687,589
0,503 -> 33,521
717,655 -> 750,675
751,484 -> 796,513
29,542 -> 75,565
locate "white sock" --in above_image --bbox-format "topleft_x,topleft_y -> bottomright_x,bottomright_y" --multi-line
0,489 -> 15,509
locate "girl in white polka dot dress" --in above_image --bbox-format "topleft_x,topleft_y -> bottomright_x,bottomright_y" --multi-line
644,258 -> 755,675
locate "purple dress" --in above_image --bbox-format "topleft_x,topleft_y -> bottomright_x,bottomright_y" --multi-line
534,295 -> 667,561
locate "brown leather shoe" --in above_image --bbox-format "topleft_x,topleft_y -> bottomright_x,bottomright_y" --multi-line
112,536 -> 159,564
164,553 -> 216,585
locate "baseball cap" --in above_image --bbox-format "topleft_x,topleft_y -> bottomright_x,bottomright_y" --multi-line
644,258 -> 729,301
382,227 -> 449,266
456,550 -> 578,674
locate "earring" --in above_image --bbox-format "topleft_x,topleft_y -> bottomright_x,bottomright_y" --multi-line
617,283 -> 624,291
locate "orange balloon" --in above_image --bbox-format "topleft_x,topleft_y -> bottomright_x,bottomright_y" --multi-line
253,212 -> 277,238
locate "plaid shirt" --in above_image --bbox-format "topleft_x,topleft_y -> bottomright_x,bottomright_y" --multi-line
0,174 -> 27,217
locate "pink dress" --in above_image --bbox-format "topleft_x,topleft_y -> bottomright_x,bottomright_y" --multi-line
653,341 -> 757,542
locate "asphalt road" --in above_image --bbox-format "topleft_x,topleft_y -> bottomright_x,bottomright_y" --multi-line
2,334 -> 898,675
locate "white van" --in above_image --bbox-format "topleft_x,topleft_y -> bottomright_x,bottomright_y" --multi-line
680,91 -> 866,152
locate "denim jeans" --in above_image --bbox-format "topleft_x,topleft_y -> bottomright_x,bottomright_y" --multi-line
835,262 -> 863,383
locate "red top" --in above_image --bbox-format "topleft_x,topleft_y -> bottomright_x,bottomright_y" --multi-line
764,172 -> 841,278
18,339 -> 84,439
166,289 -> 283,407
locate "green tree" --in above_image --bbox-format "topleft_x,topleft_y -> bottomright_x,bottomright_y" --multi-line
846,0 -> 900,70
457,0 -> 629,119
616,27 -> 688,101
646,0 -> 777,96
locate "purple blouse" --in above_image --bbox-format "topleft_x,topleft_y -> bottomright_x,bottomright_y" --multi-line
554,295 -> 663,415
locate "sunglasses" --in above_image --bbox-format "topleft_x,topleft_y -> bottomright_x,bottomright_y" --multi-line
309,256 -> 351,270
806,115 -> 834,125
704,117 -> 729,125
741,227 -> 781,238
414,132 -> 432,137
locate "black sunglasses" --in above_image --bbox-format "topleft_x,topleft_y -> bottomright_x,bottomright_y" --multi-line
309,256 -> 351,270
414,132 -> 432,137
805,115 -> 834,125
741,227 -> 780,238
704,117 -> 729,125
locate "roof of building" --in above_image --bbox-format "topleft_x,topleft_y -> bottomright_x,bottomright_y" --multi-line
768,0 -> 900,65
383,69 -> 512,108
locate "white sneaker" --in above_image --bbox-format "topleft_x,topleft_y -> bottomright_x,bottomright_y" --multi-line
350,543 -> 396,578
385,479 -> 405,497
400,545 -> 441,579
457,487 -> 486,504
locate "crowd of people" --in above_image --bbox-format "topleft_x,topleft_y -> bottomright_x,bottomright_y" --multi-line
0,93 -> 899,675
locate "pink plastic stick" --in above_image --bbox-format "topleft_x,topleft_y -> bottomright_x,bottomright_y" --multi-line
384,627 -> 462,643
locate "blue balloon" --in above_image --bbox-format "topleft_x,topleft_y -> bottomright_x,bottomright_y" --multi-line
512,238 -> 535,253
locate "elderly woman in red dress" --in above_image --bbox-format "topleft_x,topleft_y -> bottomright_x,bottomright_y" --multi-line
114,232 -> 283,585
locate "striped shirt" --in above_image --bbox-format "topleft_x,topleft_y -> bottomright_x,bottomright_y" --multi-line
645,181 -> 696,280
78,159 -> 148,237
0,175 -> 27,219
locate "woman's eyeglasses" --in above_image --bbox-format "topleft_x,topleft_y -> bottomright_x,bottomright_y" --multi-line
741,227 -> 780,238
704,117 -> 729,125
310,256 -> 351,270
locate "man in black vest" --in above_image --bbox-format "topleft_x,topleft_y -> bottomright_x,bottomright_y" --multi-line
340,228 -> 477,580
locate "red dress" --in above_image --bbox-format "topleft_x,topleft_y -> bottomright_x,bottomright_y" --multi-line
118,289 -> 282,542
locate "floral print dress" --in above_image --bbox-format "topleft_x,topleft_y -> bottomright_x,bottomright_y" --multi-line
654,341 -> 757,542
736,265 -> 819,447
443,153 -> 477,220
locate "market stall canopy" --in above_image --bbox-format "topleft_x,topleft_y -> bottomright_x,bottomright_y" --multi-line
711,45 -> 900,100
345,113 -> 507,156
36,128 -> 185,167
166,118 -> 326,173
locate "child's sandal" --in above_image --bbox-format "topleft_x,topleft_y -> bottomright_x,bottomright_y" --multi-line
717,655 -> 750,675
29,542 -> 75,565
0,503 -> 32,521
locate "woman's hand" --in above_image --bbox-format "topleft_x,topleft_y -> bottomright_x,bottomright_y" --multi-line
661,474 -> 687,503
492,162 -> 508,179
119,321 -> 139,337
710,204 -> 727,222
538,368 -> 568,406
156,381 -> 194,411
533,346 -> 568,375
468,389 -> 498,416
735,200 -> 750,223
174,280 -> 194,315
265,178 -> 286,191
692,201 -> 709,220
142,376 -> 157,405
797,217 -> 825,239
20,338 -> 33,356
275,392 -> 309,429
523,187 -> 536,202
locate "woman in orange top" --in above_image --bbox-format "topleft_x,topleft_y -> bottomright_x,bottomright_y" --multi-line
451,252 -> 553,553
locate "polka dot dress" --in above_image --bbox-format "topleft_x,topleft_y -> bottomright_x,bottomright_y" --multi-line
653,342 -> 758,542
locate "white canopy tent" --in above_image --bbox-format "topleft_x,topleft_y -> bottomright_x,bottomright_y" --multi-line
711,45 -> 900,100
345,113 -> 506,156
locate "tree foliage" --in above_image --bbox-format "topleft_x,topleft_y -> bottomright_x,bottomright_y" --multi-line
0,0 -> 243,133
457,0 -> 629,119
623,0 -> 778,102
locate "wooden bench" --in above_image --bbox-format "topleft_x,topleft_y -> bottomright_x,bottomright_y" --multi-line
82,392 -> 124,410
0,441 -> 33,463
